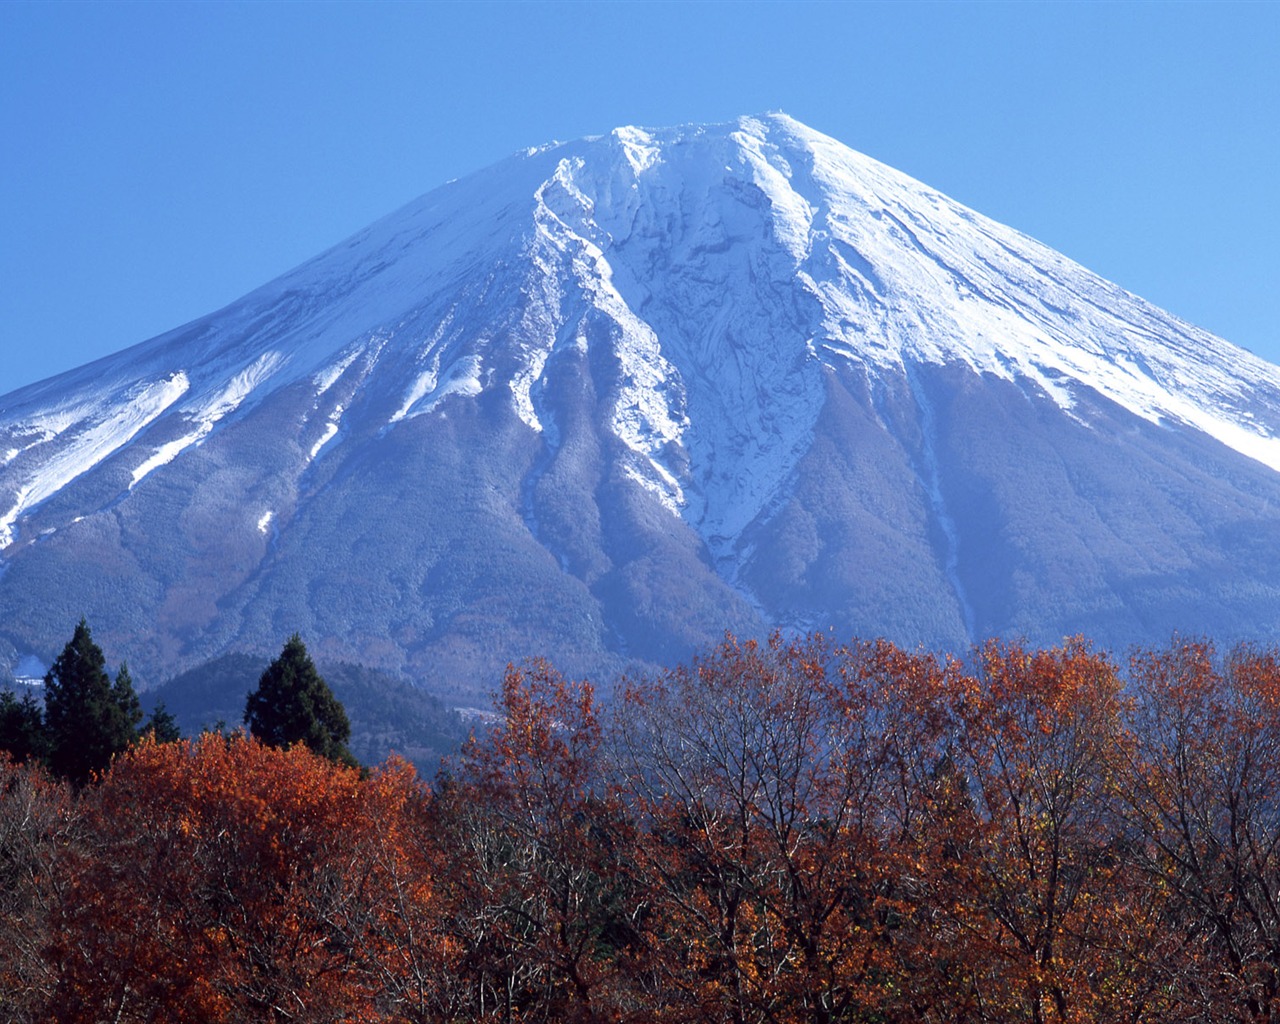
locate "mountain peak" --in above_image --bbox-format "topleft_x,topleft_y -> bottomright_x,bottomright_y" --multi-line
3,116 -> 1280,687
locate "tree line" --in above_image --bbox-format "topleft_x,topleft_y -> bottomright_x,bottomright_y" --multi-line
5,630 -> 1280,1021
0,620 -> 355,785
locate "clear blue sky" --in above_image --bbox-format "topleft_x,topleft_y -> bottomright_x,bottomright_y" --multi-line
2,1 -> 1277,393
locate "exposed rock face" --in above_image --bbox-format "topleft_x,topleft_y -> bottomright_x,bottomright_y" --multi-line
4,114 -> 1280,693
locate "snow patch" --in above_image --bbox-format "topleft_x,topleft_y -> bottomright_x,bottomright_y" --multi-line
392,354 -> 483,422
1,372 -> 190,545
509,349 -> 551,433
14,654 -> 46,678
613,126 -> 661,176
309,410 -> 342,460
622,464 -> 683,515
393,361 -> 441,423
129,435 -> 200,488
733,117 -> 815,262
312,347 -> 363,395
257,510 -> 273,535
532,159 -> 689,510
129,352 -> 282,488
777,111 -> 1280,478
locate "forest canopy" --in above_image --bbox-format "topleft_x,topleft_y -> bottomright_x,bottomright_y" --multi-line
3,630 -> 1280,1022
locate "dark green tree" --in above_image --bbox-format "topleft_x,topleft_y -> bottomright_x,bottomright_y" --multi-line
244,634 -> 356,767
0,689 -> 48,764
113,661 -> 144,736
43,619 -> 141,785
143,700 -> 182,743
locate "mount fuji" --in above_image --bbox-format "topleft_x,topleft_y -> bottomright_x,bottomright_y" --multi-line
4,113 -> 1280,695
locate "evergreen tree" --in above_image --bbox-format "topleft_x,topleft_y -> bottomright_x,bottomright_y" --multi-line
113,661 -> 145,736
143,700 -> 182,743
43,619 -> 140,785
245,634 -> 356,767
0,689 -> 48,764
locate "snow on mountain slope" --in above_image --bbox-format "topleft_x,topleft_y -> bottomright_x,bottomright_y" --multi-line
3,113 -> 1280,686
128,352 -> 285,489
778,115 -> 1280,459
5,114 -> 1278,550
0,373 -> 190,545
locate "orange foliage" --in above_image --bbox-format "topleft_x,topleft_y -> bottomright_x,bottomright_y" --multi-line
48,733 -> 444,1023
431,660 -> 640,1022
912,639 -> 1137,1023
1122,641 -> 1280,1023
8,633 -> 1280,1024
0,756 -> 78,1024
614,633 -> 960,1023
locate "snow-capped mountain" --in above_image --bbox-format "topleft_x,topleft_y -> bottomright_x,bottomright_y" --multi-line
4,113 -> 1280,691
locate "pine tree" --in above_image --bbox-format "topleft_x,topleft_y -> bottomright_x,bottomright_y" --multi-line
43,618 -> 140,785
244,634 -> 356,767
113,661 -> 144,736
0,689 -> 48,764
143,700 -> 182,743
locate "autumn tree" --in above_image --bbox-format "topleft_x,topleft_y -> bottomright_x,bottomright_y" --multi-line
50,733 -> 443,1023
24,628 -> 1280,1023
245,633 -> 355,767
43,619 -> 141,785
1118,641 -> 1280,1023
0,756 -> 79,1023
608,633 -> 960,1023
908,638 -> 1155,1024
434,660 -> 640,1022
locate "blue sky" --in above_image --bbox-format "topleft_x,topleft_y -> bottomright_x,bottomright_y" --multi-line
2,1 -> 1277,393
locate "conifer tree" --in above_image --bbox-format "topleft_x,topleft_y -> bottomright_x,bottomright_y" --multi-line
244,634 -> 356,767
43,619 -> 141,784
0,689 -> 48,764
113,661 -> 144,737
143,700 -> 182,743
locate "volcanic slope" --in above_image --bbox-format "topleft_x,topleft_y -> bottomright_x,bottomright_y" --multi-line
4,113 -> 1280,694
